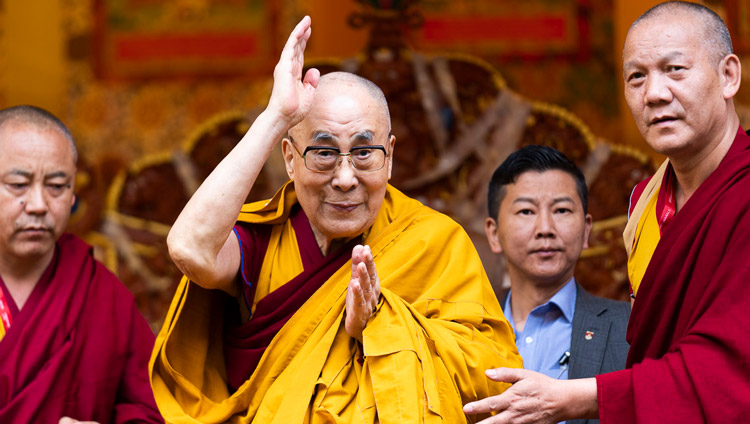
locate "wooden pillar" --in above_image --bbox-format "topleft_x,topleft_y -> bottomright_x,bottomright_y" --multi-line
2,0 -> 66,116
614,0 -> 663,162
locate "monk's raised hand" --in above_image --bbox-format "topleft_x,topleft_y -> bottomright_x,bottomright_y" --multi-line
267,15 -> 320,128
345,245 -> 381,341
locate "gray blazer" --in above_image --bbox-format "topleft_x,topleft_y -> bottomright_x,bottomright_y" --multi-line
567,283 -> 630,424
500,283 -> 630,424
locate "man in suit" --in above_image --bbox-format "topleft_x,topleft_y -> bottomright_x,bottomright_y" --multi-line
484,145 -> 630,424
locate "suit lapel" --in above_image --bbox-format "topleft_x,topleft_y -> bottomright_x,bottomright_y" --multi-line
569,284 -> 611,379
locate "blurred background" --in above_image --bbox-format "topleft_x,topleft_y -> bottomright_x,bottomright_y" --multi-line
1,0 -> 747,330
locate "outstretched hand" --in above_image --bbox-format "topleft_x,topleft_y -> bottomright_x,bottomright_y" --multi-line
463,368 -> 598,424
59,417 -> 100,424
345,245 -> 381,341
267,15 -> 320,128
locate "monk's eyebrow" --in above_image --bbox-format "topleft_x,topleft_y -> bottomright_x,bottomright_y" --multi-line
311,131 -> 336,144
44,171 -> 71,180
662,51 -> 687,61
624,51 -> 687,70
4,169 -> 33,179
351,131 -> 374,143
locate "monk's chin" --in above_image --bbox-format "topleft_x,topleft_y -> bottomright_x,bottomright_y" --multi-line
317,216 -> 375,240
10,238 -> 56,260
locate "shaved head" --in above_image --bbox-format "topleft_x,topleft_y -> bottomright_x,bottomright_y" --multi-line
629,1 -> 732,65
0,105 -> 77,164
296,72 -> 391,136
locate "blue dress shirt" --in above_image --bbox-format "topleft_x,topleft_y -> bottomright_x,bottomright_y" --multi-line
503,278 -> 577,380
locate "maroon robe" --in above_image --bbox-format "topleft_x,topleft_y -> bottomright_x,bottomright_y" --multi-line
0,234 -> 163,423
597,128 -> 750,423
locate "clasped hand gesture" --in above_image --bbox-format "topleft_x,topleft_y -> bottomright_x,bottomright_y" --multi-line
267,15 -> 320,129
345,245 -> 381,341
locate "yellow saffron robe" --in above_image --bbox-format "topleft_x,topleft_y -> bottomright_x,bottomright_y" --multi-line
150,183 -> 522,423
624,160 -> 668,296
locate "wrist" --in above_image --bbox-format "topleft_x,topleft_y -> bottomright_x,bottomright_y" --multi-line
235,109 -> 294,157
558,378 -> 599,420
256,108 -> 294,134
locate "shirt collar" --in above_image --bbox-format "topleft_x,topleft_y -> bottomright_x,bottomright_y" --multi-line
504,277 -> 577,326
547,278 -> 576,323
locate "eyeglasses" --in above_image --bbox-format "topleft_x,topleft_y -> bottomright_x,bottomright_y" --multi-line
290,141 -> 388,173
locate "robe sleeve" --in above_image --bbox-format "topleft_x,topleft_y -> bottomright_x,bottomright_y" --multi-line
112,298 -> 164,424
597,214 -> 750,423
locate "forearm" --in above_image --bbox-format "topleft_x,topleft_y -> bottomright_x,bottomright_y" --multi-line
168,108 -> 290,281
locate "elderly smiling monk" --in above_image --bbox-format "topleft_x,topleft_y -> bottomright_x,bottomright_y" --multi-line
150,16 -> 521,423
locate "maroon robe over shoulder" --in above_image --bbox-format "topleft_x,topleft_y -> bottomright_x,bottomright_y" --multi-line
597,128 -> 750,423
0,234 -> 163,423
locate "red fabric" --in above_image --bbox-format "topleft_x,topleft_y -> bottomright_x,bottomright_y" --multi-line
628,177 -> 651,218
232,216 -> 272,313
0,234 -> 163,423
598,128 -> 750,423
629,162 -> 678,234
654,163 -> 677,233
224,206 -> 361,390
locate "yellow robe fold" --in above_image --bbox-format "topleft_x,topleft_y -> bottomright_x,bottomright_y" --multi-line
150,183 -> 522,423
624,159 -> 668,296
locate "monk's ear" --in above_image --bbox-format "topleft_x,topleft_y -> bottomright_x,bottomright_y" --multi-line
582,213 -> 593,250
485,217 -> 503,254
281,138 -> 295,180
386,134 -> 396,180
720,54 -> 741,100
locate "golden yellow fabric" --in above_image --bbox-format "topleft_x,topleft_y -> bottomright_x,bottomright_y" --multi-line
624,159 -> 669,297
627,185 -> 662,297
150,182 -> 522,423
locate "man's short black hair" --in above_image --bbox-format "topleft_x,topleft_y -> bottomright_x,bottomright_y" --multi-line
487,145 -> 588,218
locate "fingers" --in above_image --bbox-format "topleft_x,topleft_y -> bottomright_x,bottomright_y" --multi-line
363,245 -> 377,284
348,277 -> 364,308
276,16 -> 311,80
303,67 -> 320,89
462,368 -> 526,415
463,394 -> 508,415
345,245 -> 380,340
356,262 -> 370,293
485,367 -> 526,383
345,272 -> 366,340
282,16 -> 311,55
363,246 -> 381,304
59,419 -> 99,424
351,244 -> 365,273
352,245 -> 378,298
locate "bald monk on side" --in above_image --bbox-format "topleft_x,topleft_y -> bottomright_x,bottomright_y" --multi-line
0,105 -> 162,423
150,16 -> 522,423
463,2 -> 750,422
